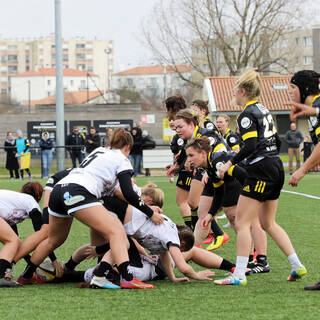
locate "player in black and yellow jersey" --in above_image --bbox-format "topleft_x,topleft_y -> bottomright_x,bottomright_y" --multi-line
216,114 -> 240,152
186,137 -> 270,273
166,109 -> 228,235
190,100 -> 217,132
215,69 -> 306,286
286,70 -> 320,291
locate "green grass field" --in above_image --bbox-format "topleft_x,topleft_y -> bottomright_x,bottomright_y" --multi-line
0,174 -> 319,320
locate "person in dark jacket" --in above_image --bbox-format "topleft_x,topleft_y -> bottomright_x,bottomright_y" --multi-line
85,127 -> 100,155
129,127 -> 143,176
141,130 -> 156,176
285,122 -> 304,174
66,127 -> 85,168
4,132 -> 19,179
39,132 -> 54,178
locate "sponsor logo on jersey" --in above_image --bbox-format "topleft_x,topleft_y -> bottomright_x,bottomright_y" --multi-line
240,117 -> 252,129
46,177 -> 54,184
177,138 -> 184,146
243,185 -> 250,192
64,195 -> 85,206
208,136 -> 216,146
206,122 -> 214,130
229,137 -> 236,144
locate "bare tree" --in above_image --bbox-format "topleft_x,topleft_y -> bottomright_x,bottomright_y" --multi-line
141,0 -> 301,87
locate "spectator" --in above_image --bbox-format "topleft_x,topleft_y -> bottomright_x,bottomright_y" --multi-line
39,132 -> 54,178
141,130 -> 156,176
102,127 -> 114,147
16,129 -> 32,179
85,127 -> 100,155
66,127 -> 85,168
129,127 -> 143,176
285,122 -> 304,174
4,131 -> 19,179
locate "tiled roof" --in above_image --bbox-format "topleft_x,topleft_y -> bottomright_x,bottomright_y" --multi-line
30,90 -> 101,107
114,65 -> 191,76
208,75 -> 292,112
12,68 -> 97,77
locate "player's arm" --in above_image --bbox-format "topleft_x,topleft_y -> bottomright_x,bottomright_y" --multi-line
118,171 -> 163,224
168,245 -> 214,281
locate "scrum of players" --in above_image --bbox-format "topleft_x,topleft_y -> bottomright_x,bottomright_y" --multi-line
1,68 -> 319,290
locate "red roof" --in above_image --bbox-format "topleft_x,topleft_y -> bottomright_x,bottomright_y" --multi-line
12,68 -> 97,77
208,75 -> 292,112
30,90 -> 101,107
114,65 -> 191,76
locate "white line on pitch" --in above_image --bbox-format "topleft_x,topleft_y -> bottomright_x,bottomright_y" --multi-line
281,189 -> 320,200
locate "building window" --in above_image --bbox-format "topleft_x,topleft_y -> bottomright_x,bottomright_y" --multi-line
1,89 -> 7,94
70,80 -> 74,86
25,66 -> 30,71
295,38 -> 299,45
203,64 -> 210,73
296,56 -> 300,64
62,44 -> 68,50
86,44 -> 93,49
80,80 -> 86,89
48,91 -> 51,96
47,80 -> 51,86
303,56 -> 312,65
8,55 -> 18,62
38,44 -> 43,49
0,45 -> 7,51
1,77 -> 7,83
0,66 -> 7,72
76,53 -> 86,60
304,37 -> 312,46
86,54 -> 93,60
195,46 -> 200,55
77,64 -> 86,71
7,45 -> 17,51
282,39 -> 288,48
8,66 -> 18,73
127,78 -> 134,87
76,43 -> 85,49
63,54 -> 68,61
1,56 -> 6,63
87,65 -> 93,72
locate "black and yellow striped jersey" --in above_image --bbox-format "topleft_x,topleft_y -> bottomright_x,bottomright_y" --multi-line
308,95 -> 320,145
237,100 -> 278,163
223,128 -> 240,151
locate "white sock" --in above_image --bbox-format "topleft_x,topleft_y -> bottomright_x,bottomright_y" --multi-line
288,253 -> 302,271
233,256 -> 248,279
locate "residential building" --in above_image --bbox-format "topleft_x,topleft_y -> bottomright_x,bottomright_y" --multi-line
111,65 -> 192,101
10,68 -> 99,104
0,34 -> 113,97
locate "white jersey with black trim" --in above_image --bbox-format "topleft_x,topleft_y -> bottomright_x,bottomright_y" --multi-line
0,190 -> 41,226
124,207 -> 180,255
58,147 -> 133,198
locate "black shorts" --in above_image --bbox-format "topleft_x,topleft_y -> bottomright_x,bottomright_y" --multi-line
176,170 -> 193,191
222,180 -> 241,207
48,183 -> 102,218
240,157 -> 284,202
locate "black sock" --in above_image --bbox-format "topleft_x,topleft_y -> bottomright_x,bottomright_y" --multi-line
20,170 -> 24,178
23,254 -> 31,264
93,261 -> 113,277
211,219 -> 223,237
191,208 -> 198,231
0,259 -> 11,278
219,259 -> 235,272
118,261 -> 133,281
248,254 -> 254,263
183,216 -> 192,229
256,255 -> 267,265
65,257 -> 79,271
22,261 -> 38,279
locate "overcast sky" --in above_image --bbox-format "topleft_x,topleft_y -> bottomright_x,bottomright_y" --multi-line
0,0 -> 158,71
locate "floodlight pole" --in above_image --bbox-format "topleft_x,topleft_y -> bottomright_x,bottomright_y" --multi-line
55,0 -> 65,171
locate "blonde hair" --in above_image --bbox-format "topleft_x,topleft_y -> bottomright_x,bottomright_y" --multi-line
175,108 -> 200,126
235,68 -> 261,99
217,114 -> 230,124
141,183 -> 164,208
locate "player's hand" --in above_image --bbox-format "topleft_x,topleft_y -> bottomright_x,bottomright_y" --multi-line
196,270 -> 215,280
202,214 -> 213,229
184,159 -> 192,172
218,161 -> 232,179
285,101 -> 316,121
52,260 -> 64,278
151,212 -> 164,225
201,172 -> 209,185
84,245 -> 99,259
288,167 -> 307,187
166,164 -> 177,176
172,276 -> 190,283
148,255 -> 159,264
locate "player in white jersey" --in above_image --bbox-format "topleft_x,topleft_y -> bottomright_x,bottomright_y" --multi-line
0,182 -> 43,287
18,128 -> 161,289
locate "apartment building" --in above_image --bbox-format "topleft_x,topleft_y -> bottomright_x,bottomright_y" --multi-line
0,34 -> 113,97
112,65 -> 192,101
191,25 -> 320,89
